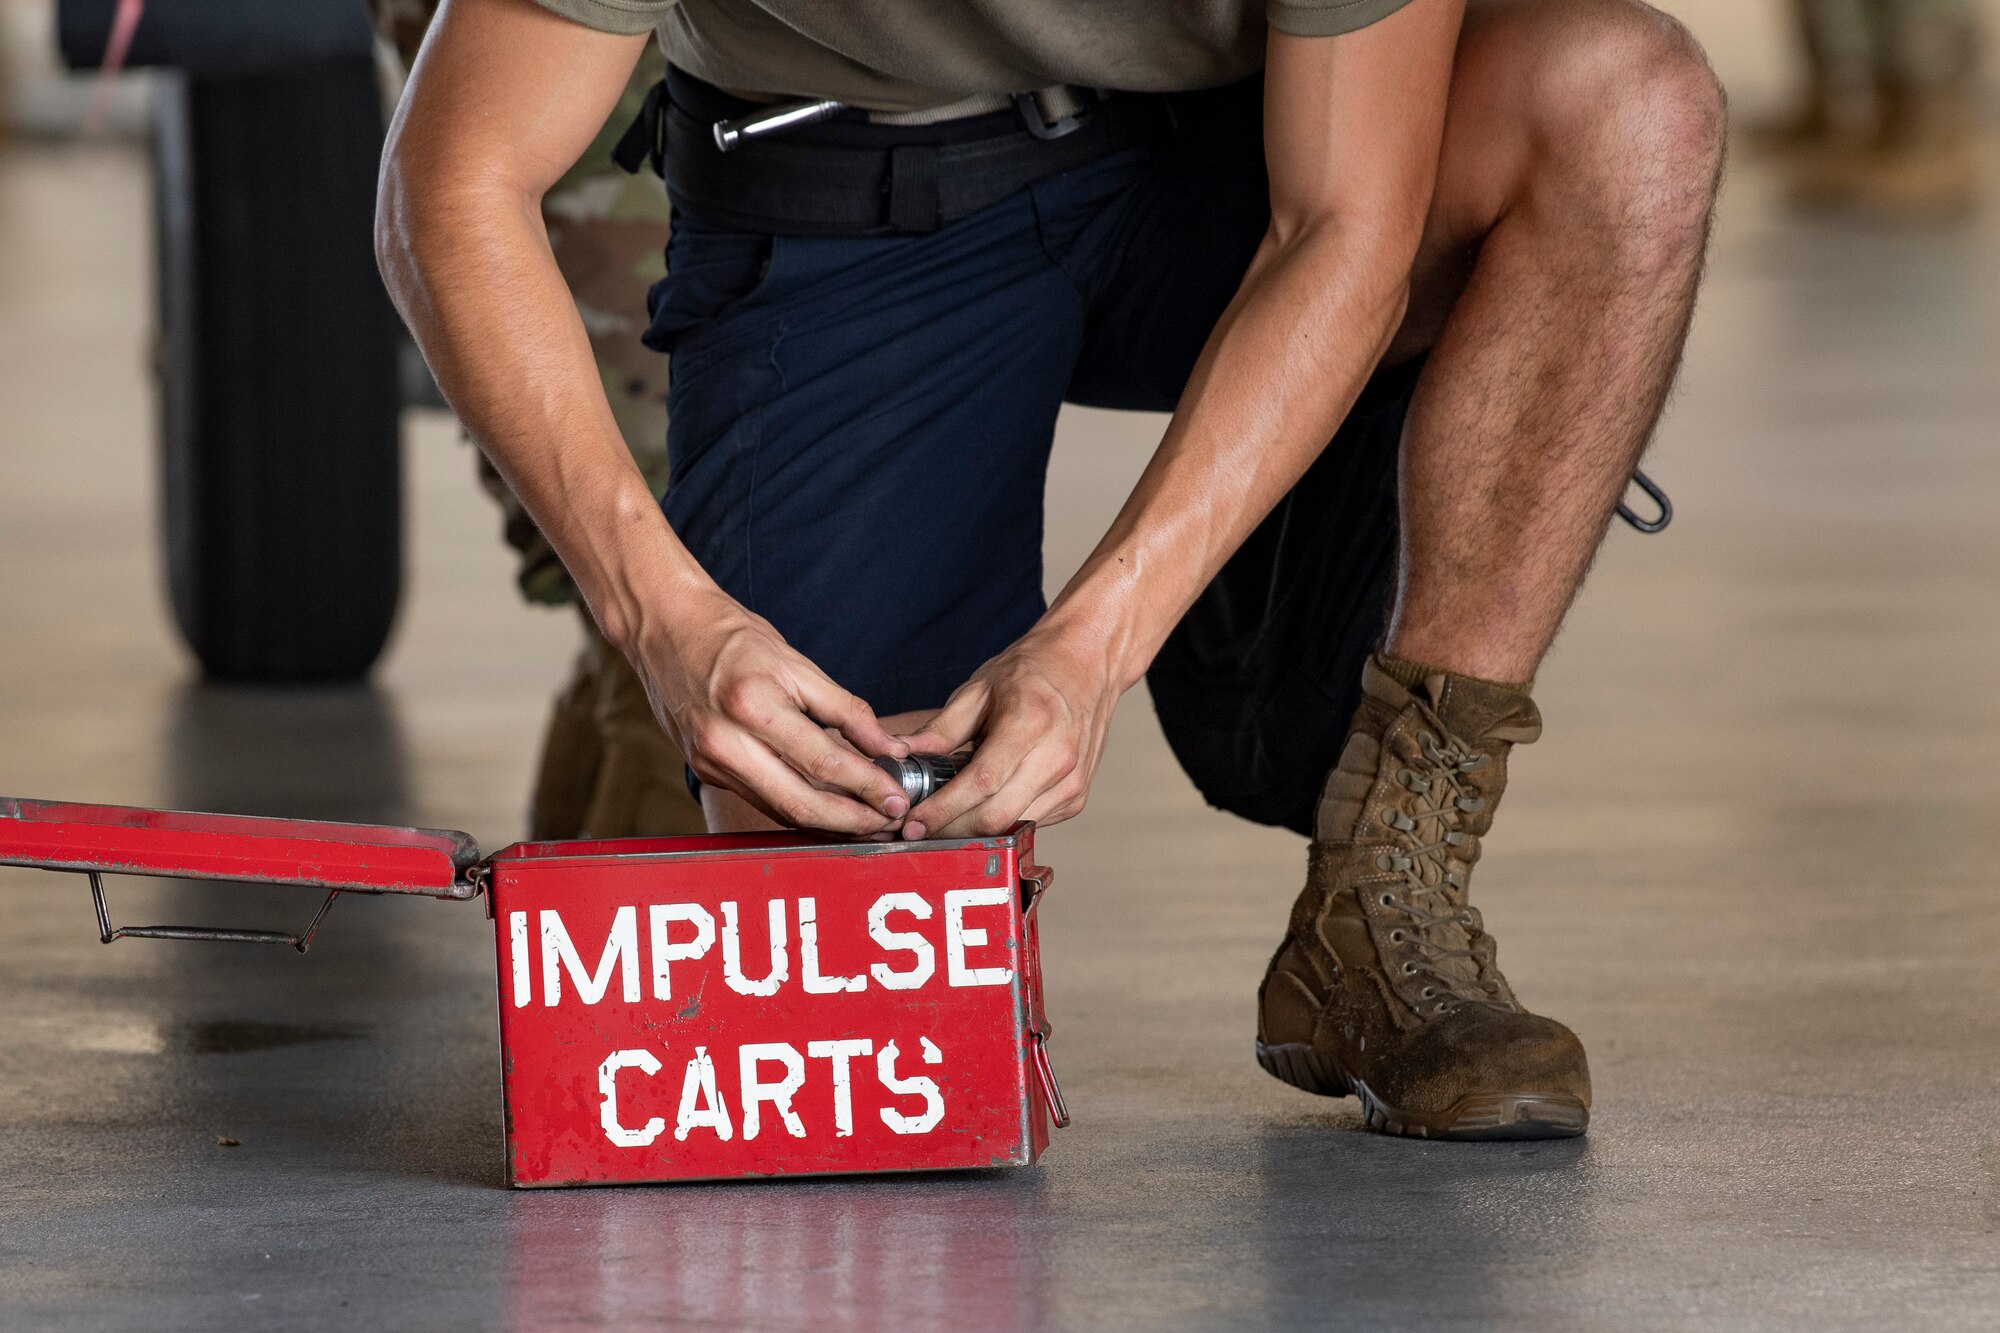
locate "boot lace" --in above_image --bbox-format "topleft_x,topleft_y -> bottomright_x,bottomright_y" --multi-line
1370,726 -> 1506,1014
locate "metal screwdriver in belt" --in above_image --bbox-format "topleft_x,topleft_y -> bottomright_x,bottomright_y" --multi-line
712,99 -> 845,152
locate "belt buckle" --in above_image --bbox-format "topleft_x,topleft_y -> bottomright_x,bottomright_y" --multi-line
1011,90 -> 1091,141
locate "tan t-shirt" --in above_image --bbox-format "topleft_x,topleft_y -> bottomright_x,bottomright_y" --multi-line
532,0 -> 1415,113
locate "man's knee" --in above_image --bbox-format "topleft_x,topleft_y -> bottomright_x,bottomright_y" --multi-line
1532,2 -> 1728,251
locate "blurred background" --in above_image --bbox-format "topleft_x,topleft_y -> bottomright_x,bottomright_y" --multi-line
1,2 -> 1996,1330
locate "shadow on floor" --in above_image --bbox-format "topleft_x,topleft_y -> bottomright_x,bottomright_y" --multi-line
163,681 -> 413,824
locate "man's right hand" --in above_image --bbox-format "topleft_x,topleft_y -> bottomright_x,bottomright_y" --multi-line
627,586 -> 912,835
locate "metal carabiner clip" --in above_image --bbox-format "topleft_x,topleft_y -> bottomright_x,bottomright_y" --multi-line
1616,468 -> 1672,534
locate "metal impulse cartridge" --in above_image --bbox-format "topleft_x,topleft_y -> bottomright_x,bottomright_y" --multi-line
873,753 -> 966,806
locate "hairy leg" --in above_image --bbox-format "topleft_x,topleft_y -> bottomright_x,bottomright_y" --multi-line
1384,0 -> 1727,683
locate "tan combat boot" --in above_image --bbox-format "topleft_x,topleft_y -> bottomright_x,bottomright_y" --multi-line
1791,79 -> 1984,221
1256,656 -> 1590,1140
529,619 -> 709,841
528,627 -> 610,841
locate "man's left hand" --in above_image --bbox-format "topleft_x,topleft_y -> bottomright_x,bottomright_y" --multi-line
893,626 -> 1122,839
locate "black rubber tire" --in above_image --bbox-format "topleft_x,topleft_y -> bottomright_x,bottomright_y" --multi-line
152,60 -> 401,682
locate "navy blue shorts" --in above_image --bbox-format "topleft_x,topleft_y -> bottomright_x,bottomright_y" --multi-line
646,80 -> 1414,834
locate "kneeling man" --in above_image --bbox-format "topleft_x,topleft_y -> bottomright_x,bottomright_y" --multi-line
378,0 -> 1725,1139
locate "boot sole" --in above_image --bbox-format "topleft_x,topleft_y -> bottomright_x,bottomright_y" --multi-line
1255,1040 -> 1588,1142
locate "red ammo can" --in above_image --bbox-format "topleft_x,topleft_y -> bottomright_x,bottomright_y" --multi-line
0,798 -> 1067,1187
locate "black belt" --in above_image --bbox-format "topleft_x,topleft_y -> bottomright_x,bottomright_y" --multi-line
615,69 -> 1178,237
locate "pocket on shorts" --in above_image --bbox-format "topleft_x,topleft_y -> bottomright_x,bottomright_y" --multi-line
642,218 -> 788,373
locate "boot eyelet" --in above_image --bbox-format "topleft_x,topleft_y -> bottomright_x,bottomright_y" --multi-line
1401,963 -> 1417,975
1389,930 -> 1404,943
1380,893 -> 1395,906
1420,987 -> 1435,998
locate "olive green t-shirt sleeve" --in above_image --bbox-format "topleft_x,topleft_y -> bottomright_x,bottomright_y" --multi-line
1267,0 -> 1419,38
528,0 -> 676,37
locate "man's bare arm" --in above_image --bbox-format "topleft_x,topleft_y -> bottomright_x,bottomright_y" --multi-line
902,0 -> 1465,838
376,0 -> 908,833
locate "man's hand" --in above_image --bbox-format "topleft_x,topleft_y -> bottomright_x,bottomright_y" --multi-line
894,623 -> 1121,839
631,586 -> 913,835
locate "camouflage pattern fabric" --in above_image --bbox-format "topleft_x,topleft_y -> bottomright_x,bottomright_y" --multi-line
371,0 -> 673,606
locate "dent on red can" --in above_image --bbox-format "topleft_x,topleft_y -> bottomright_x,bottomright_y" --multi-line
488,825 -> 1063,1187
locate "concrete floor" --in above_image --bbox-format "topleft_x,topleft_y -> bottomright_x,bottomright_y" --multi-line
4,116 -> 2000,1333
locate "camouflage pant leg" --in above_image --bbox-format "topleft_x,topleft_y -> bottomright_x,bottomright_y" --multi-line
370,0 -> 673,607
1866,0 -> 1978,87
1798,0 -> 1978,87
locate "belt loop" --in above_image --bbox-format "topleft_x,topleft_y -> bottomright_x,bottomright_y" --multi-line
887,144 -> 941,232
612,79 -> 668,177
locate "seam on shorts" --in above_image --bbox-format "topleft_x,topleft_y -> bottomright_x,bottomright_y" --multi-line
1029,186 -> 1092,311
740,315 -> 795,613
742,401 -> 763,611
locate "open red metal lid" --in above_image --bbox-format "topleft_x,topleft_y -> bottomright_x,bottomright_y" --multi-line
0,798 -> 481,897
